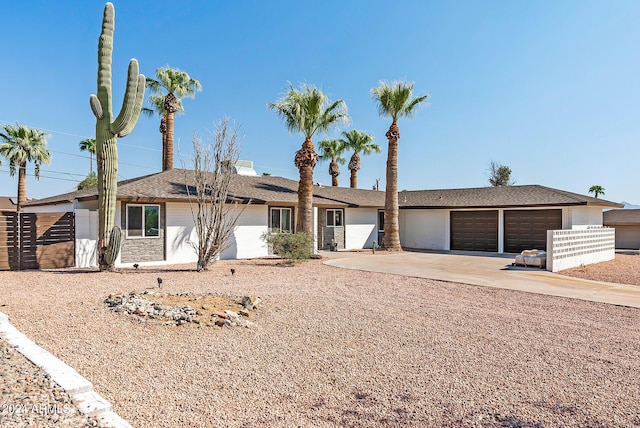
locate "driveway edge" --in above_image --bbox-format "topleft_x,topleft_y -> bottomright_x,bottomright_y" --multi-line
0,312 -> 133,428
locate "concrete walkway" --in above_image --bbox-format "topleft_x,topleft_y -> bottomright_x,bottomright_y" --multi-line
323,251 -> 640,309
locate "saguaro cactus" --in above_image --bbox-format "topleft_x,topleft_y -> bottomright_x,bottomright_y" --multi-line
90,2 -> 145,271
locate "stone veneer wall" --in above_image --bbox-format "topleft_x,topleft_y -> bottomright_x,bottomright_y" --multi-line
120,202 -> 165,263
318,208 -> 345,250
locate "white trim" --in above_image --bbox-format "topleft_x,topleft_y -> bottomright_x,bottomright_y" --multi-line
269,207 -> 293,232
125,203 -> 161,239
326,209 -> 344,227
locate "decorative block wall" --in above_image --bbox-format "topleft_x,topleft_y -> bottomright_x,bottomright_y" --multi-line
546,227 -> 615,272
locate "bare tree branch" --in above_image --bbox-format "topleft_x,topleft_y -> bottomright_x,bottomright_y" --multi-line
182,117 -> 247,271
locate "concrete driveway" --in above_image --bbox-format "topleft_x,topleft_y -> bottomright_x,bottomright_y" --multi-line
323,251 -> 640,309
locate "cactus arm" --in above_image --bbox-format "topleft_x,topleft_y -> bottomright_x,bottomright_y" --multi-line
97,3 -> 114,125
104,225 -> 122,265
113,73 -> 145,137
111,59 -> 146,137
90,95 -> 103,119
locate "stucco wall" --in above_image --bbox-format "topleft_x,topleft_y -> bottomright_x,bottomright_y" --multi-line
166,203 -> 268,263
345,208 -> 377,249
75,209 -> 98,268
567,206 -> 604,228
400,209 -> 448,250
220,205 -> 269,260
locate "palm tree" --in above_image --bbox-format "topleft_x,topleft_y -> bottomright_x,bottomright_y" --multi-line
146,66 -> 202,171
0,124 -> 51,211
318,139 -> 347,186
339,129 -> 380,189
269,83 -> 349,234
589,185 -> 605,199
371,80 -> 429,251
78,138 -> 96,175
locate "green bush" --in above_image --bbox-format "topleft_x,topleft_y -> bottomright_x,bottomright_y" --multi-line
262,231 -> 313,264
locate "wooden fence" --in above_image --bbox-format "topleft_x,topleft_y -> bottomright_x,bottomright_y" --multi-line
0,211 -> 74,270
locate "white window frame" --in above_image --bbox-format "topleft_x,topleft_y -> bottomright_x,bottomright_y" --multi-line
126,204 -> 160,239
326,209 -> 344,227
269,207 -> 293,233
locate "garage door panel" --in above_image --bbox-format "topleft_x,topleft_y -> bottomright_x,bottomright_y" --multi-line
450,211 -> 498,252
504,209 -> 561,253
614,225 -> 640,249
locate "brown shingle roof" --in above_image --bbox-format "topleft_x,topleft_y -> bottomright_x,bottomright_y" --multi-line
398,185 -> 623,209
23,171 -> 623,210
603,209 -> 640,225
24,169 -> 386,208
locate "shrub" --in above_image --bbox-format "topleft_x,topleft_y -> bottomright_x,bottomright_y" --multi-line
262,231 -> 313,264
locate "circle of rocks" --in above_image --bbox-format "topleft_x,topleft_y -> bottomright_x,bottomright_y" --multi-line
104,292 -> 261,328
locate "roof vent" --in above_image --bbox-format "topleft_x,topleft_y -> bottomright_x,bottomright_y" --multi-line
234,160 -> 258,176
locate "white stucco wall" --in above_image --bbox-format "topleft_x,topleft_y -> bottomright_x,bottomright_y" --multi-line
166,202 -> 268,263
74,209 -> 98,268
220,205 -> 269,260
566,206 -> 605,228
345,208 -> 378,249
399,209 -> 448,250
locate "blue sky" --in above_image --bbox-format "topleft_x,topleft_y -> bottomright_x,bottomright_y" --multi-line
1,1 -> 639,204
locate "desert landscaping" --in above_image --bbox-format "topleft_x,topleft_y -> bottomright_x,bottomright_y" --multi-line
1,252 -> 639,427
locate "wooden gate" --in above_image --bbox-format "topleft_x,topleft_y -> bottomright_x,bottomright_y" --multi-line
0,212 -> 19,270
0,211 -> 74,270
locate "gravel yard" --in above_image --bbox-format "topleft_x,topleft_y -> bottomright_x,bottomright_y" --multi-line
559,252 -> 640,286
1,255 -> 640,427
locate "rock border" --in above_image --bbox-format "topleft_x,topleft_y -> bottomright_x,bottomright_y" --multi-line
0,312 -> 132,428
104,292 -> 262,328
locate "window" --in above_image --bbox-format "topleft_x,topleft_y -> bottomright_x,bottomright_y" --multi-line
326,209 -> 344,227
378,210 -> 385,232
270,208 -> 292,232
127,204 -> 160,238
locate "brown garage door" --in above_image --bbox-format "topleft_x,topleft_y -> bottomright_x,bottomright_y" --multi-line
504,209 -> 562,253
450,211 -> 498,252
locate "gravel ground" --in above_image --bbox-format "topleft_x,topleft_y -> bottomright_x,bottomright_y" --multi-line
559,252 -> 640,286
1,255 -> 640,427
0,336 -> 98,427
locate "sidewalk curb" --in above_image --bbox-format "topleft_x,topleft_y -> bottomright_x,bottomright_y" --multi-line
0,312 -> 133,428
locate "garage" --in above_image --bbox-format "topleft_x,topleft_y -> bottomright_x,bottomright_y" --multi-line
504,209 -> 562,253
450,210 -> 498,251
611,225 -> 640,249
603,210 -> 640,249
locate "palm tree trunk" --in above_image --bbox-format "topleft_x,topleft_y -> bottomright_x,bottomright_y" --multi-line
349,169 -> 357,188
159,116 -> 167,171
164,112 -> 174,171
16,160 -> 27,211
383,122 -> 401,251
294,138 -> 318,235
89,153 -> 94,176
329,160 -> 339,187
348,152 -> 360,189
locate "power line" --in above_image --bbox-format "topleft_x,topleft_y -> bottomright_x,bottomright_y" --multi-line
0,168 -> 81,183
47,149 -> 157,170
0,167 -> 134,184
0,119 -> 162,152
